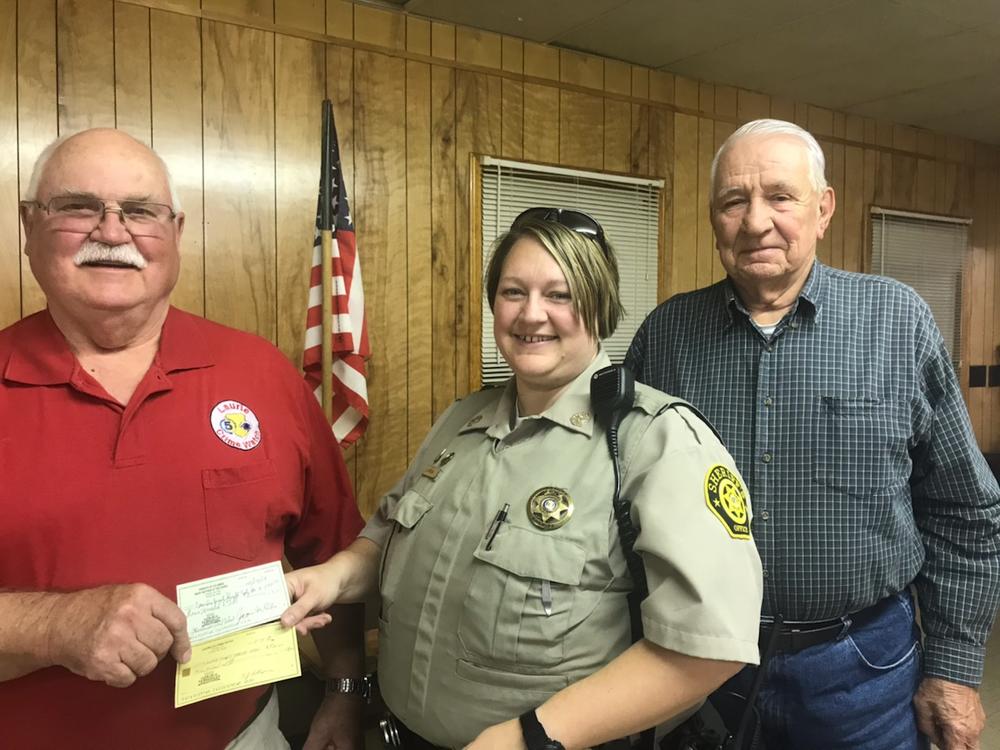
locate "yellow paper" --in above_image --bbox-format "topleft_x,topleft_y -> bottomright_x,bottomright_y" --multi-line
174,621 -> 301,708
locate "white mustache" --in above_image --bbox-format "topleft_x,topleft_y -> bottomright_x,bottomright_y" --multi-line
72,241 -> 148,270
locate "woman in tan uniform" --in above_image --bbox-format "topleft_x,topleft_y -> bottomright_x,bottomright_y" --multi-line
282,208 -> 763,750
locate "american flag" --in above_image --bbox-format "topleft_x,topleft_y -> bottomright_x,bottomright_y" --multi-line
302,104 -> 369,445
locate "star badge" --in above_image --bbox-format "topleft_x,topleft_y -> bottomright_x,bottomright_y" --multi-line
527,487 -> 574,531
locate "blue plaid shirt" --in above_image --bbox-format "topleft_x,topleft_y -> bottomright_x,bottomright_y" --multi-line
626,261 -> 1000,686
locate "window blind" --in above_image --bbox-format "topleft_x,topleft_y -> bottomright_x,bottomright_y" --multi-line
480,157 -> 663,385
870,207 -> 970,367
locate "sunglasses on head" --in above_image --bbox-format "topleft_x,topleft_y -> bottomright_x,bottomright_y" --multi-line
511,207 -> 609,257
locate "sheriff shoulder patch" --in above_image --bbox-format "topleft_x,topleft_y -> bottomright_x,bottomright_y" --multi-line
704,464 -> 750,540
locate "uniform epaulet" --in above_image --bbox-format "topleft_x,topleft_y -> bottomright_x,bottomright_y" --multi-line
663,401 -> 723,445
631,385 -> 683,415
632,385 -> 723,444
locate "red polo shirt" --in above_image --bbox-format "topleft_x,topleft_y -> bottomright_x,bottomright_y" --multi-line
0,307 -> 363,749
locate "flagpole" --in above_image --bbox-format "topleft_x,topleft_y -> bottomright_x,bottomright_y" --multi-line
320,100 -> 335,423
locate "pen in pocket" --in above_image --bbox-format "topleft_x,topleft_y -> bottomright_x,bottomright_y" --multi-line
484,503 -> 510,551
540,579 -> 553,616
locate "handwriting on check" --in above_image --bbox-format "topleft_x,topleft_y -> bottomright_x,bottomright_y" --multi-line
174,622 -> 300,707
177,561 -> 289,644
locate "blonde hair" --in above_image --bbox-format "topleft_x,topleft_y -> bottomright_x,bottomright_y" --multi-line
485,219 -> 624,340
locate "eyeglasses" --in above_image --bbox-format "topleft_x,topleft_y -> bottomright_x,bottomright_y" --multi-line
511,207 -> 609,256
21,196 -> 178,238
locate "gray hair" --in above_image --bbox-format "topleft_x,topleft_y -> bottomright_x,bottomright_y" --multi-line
24,132 -> 183,212
710,119 -> 828,205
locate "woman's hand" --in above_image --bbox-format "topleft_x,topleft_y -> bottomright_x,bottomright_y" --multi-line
280,561 -> 343,635
463,718 -> 526,750
280,538 -> 383,635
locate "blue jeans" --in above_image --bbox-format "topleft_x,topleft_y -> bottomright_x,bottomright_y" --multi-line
717,591 -> 928,750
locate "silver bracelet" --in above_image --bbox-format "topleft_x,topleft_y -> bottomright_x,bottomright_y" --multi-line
325,674 -> 375,702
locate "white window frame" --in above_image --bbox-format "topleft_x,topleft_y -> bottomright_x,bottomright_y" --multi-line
869,206 -> 971,369
477,156 -> 663,386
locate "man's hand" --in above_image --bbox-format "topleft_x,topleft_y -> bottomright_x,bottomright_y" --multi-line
914,677 -> 986,750
303,693 -> 364,750
46,584 -> 191,688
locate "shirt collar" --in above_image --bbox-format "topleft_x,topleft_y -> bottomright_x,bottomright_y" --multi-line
459,350 -> 612,439
3,306 -> 214,386
3,310 -> 77,385
155,307 -> 215,373
797,260 -> 826,318
723,260 -> 826,326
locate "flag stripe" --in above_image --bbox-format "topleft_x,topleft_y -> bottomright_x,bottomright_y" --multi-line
332,357 -> 368,396
303,105 -> 369,446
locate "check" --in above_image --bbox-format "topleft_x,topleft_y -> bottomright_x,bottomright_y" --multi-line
174,621 -> 301,708
177,560 -> 289,644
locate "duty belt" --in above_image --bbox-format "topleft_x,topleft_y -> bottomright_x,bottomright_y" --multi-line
758,597 -> 892,654
382,714 -> 633,750
381,716 -> 448,750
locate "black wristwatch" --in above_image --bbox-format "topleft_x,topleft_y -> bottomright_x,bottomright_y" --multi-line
519,709 -> 565,750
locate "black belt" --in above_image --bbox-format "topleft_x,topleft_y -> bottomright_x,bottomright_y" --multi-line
758,597 -> 892,654
395,719 -> 449,750
393,716 -> 629,750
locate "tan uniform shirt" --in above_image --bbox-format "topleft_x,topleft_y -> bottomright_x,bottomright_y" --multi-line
363,353 -> 763,747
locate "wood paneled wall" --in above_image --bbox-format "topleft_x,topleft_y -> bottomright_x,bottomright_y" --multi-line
3,0 -> 999,515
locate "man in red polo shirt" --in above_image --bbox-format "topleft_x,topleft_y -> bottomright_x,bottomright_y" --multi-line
0,129 -> 365,749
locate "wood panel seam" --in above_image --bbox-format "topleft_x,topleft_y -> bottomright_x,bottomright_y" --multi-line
112,0 -> 985,166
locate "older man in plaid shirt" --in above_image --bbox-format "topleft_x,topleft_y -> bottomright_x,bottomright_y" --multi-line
627,119 -> 1000,750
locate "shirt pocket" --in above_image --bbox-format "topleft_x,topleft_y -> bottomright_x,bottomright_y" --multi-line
812,396 -> 911,494
379,489 -> 434,607
202,461 -> 278,561
458,524 -> 586,669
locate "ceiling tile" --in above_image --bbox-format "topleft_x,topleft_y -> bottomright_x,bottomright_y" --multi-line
402,0 -> 628,42
770,29 -> 1000,110
662,0 -> 966,94
552,0 -> 845,68
893,0 -> 1000,29
847,72 -> 1000,124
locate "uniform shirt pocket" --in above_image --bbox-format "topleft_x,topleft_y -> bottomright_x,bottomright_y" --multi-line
459,524 -> 585,669
380,489 -> 434,606
812,396 -> 911,494
202,461 -> 278,561
385,489 -> 434,528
